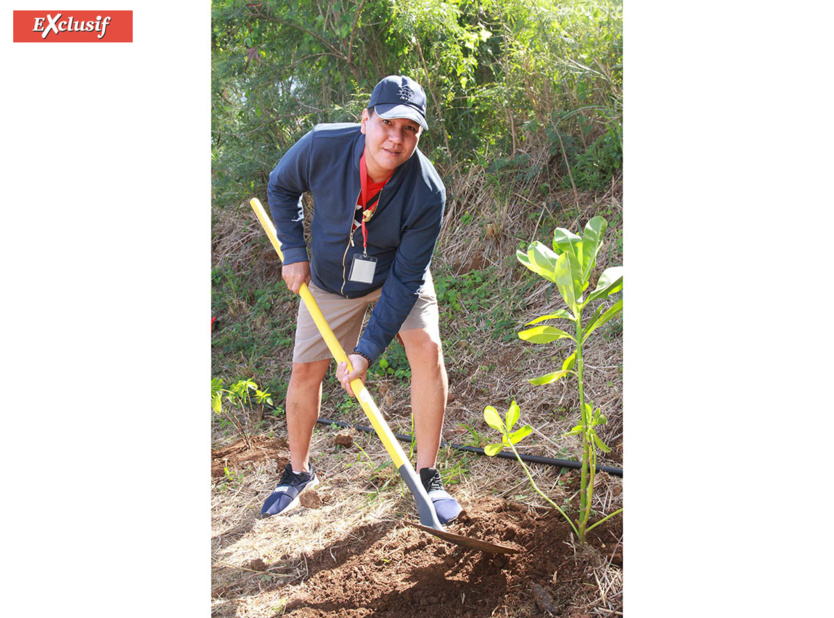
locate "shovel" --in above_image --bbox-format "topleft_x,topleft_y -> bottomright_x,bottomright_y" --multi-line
250,198 -> 518,554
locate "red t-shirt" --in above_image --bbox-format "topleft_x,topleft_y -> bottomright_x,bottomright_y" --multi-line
353,152 -> 392,240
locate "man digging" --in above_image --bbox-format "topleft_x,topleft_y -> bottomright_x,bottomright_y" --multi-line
261,75 -> 461,525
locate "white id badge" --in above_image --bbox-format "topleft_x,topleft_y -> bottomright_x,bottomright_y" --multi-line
348,254 -> 377,284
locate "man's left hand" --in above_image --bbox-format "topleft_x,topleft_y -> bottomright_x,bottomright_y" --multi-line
336,354 -> 369,397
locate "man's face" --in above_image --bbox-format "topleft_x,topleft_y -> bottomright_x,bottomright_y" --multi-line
360,108 -> 422,181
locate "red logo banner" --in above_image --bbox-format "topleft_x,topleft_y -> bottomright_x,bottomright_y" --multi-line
13,11 -> 133,43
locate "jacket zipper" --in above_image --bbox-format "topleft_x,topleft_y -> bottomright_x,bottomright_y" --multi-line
341,187 -> 362,295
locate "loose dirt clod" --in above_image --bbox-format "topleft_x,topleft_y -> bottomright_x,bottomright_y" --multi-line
334,433 -> 354,447
246,558 -> 268,572
531,582 -> 560,615
299,489 -> 322,509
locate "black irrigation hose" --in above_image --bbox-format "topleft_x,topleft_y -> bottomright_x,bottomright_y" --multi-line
317,417 -> 623,478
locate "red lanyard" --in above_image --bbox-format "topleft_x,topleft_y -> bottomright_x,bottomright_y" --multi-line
358,154 -> 389,253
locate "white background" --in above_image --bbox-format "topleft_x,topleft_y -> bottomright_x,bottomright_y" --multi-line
627,1 -> 834,615
4,2 -> 209,615
3,1 -> 833,616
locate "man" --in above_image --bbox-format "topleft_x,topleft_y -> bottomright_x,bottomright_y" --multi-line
261,75 -> 461,524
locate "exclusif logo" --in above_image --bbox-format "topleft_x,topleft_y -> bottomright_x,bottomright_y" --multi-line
13,11 -> 133,43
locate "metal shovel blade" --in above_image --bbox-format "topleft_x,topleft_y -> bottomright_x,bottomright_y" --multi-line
406,522 -> 520,554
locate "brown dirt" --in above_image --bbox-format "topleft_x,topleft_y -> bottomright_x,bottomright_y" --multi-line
278,499 -> 622,618
211,441 -> 622,617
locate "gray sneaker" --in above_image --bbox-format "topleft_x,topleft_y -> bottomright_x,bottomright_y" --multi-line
420,467 -> 462,524
261,463 -> 319,517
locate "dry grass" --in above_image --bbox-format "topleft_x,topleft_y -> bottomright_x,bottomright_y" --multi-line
212,429 -> 393,615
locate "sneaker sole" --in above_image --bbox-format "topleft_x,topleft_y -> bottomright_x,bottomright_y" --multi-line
271,476 -> 320,517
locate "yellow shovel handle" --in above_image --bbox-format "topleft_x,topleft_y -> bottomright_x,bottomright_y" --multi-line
249,198 -> 410,470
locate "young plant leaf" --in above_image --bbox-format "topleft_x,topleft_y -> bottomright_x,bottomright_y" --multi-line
585,266 -> 623,304
553,252 -> 580,316
484,443 -> 504,456
530,241 -> 559,268
529,369 -> 572,385
579,217 -> 608,283
589,406 -> 608,427
553,229 -> 586,300
582,401 -> 595,425
552,227 -> 582,259
564,424 -> 583,437
212,392 -> 223,414
517,243 -> 559,283
483,406 -> 505,432
562,351 -> 577,372
254,389 -> 272,404
506,401 -> 520,432
582,299 -> 623,343
525,309 -> 575,325
211,377 -> 224,399
582,303 -> 607,336
518,325 -> 576,344
508,424 -> 533,444
592,432 -> 612,453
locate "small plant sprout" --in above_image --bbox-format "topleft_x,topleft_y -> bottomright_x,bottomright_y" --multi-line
211,377 -> 273,449
488,216 -> 623,543
483,401 -> 579,538
483,401 -> 532,457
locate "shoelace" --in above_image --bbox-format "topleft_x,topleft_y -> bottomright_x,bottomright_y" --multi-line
279,466 -> 310,487
422,470 -> 444,493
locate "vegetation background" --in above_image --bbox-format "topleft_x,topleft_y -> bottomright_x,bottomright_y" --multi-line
211,0 -> 623,398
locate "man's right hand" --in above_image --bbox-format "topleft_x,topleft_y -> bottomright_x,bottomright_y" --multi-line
282,261 -> 311,294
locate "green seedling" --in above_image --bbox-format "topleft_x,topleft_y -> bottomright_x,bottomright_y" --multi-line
488,217 -> 623,543
483,402 -> 577,537
484,401 -> 622,542
272,598 -> 288,615
211,377 -> 273,449
223,466 -> 244,485
483,401 -> 533,456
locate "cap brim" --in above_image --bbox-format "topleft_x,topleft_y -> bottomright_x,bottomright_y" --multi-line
375,104 -> 428,131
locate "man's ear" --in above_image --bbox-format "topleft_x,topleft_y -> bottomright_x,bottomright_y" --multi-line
360,108 -> 370,134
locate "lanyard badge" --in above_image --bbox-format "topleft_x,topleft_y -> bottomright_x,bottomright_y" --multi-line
349,155 -> 383,284
348,253 -> 377,284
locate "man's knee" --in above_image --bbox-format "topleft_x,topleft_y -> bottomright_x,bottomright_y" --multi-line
401,329 -> 445,367
290,359 -> 330,386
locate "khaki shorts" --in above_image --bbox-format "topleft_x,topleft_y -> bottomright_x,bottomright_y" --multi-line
293,271 -> 440,363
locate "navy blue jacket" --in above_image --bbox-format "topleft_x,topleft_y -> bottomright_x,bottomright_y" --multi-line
267,123 -> 446,363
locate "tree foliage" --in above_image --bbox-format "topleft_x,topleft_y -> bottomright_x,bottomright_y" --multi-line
212,0 -> 622,207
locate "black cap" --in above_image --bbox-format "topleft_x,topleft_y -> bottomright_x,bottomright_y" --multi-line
368,75 -> 428,131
